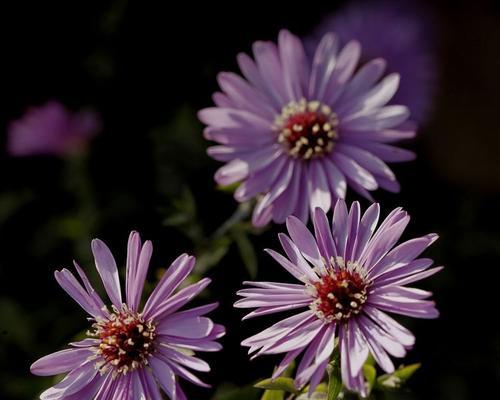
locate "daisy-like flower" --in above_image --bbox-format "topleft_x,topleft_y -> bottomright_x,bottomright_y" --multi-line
309,0 -> 437,123
235,201 -> 441,396
31,231 -> 224,400
199,29 -> 416,227
7,101 -> 101,157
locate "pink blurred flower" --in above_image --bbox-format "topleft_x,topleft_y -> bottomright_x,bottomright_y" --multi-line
7,101 -> 101,157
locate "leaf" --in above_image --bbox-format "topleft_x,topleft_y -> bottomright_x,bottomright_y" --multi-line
254,377 -> 299,394
363,364 -> 377,395
327,362 -> 342,400
232,228 -> 258,278
376,363 -> 421,390
217,182 -> 241,193
261,389 -> 284,400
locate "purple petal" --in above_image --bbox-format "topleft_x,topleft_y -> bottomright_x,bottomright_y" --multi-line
217,72 -> 276,119
323,40 -> 361,105
125,231 -> 141,310
312,207 -> 337,261
149,357 -> 176,399
91,239 -> 122,307
353,203 -> 380,261
286,216 -> 322,267
332,199 -> 349,258
252,41 -> 288,105
157,316 -> 214,339
128,239 -> 153,312
322,158 -> 347,199
308,33 -> 340,100
54,269 -> 104,318
198,107 -> 270,130
148,278 -> 211,321
142,254 -> 195,317
356,141 -> 416,162
334,58 -> 387,106
278,29 -> 309,101
31,348 -> 92,376
342,105 -> 410,131
308,161 -> 332,213
332,152 -> 378,191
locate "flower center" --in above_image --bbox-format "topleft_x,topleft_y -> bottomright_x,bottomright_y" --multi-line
89,306 -> 156,376
309,258 -> 368,323
274,99 -> 339,160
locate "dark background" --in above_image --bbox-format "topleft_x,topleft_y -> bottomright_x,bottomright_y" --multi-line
1,1 -> 500,399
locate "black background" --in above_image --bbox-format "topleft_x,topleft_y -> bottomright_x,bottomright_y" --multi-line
1,1 -> 500,399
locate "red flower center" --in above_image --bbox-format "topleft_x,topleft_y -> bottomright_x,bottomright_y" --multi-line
310,261 -> 368,323
274,99 -> 339,160
90,307 -> 156,375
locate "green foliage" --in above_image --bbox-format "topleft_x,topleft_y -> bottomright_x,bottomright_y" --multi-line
327,361 -> 342,400
376,364 -> 421,391
254,377 -> 299,394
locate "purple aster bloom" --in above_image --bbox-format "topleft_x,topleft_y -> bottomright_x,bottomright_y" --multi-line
235,201 -> 441,396
7,101 -> 101,157
199,29 -> 416,227
31,231 -> 224,400
309,0 -> 437,123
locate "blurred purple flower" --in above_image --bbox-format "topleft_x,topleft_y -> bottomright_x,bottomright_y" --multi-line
199,29 -> 416,227
7,101 -> 101,157
31,231 -> 224,400
235,201 -> 441,396
309,0 -> 437,123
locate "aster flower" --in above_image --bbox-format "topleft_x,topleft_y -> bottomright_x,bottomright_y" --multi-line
199,29 -> 416,227
309,0 -> 437,123
7,101 -> 100,157
31,231 -> 224,400
235,201 -> 441,396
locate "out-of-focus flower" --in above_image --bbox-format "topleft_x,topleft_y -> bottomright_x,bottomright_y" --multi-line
199,29 -> 416,227
309,0 -> 437,123
235,201 -> 441,396
31,231 -> 224,400
7,101 -> 101,157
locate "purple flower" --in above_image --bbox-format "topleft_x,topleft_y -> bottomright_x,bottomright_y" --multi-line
309,0 -> 437,123
7,101 -> 101,157
31,231 -> 224,400
199,29 -> 416,227
235,201 -> 441,396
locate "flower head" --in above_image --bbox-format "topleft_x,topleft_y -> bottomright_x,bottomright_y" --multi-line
7,101 -> 101,157
309,0 -> 437,123
199,29 -> 416,227
31,231 -> 224,400
235,201 -> 441,396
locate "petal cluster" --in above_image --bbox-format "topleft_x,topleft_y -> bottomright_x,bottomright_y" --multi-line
7,101 -> 101,157
235,201 -> 441,396
31,231 -> 224,400
200,29 -> 416,227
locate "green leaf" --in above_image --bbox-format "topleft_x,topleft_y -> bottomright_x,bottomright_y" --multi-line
261,389 -> 284,400
327,362 -> 342,400
217,182 -> 240,193
232,228 -> 258,278
363,364 -> 377,395
254,377 -> 299,394
376,363 -> 421,390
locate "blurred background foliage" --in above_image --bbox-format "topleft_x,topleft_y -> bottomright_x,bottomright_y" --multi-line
1,0 -> 500,399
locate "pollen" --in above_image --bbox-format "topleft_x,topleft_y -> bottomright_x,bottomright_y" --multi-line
274,99 -> 339,160
89,305 -> 156,376
309,258 -> 369,323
